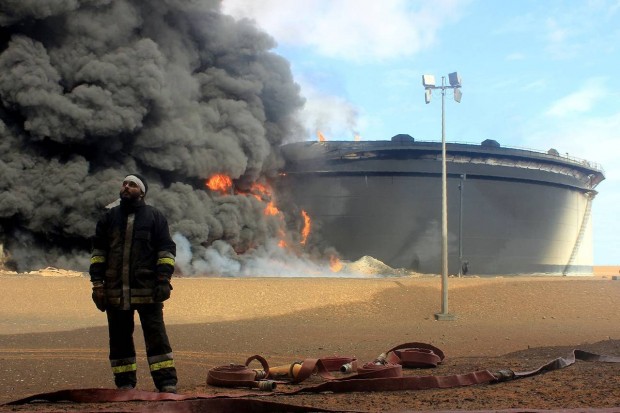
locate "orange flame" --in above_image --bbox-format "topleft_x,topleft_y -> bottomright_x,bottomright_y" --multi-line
317,131 -> 326,142
264,201 -> 279,216
249,182 -> 270,201
354,134 -> 361,141
277,229 -> 288,248
206,174 -> 233,194
247,182 -> 282,216
329,255 -> 343,272
300,210 -> 311,245
205,177 -> 297,252
245,182 -> 289,248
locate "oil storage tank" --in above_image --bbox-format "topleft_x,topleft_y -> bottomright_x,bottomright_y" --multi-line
277,136 -> 605,276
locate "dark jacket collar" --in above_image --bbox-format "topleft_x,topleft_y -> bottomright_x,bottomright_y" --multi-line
119,197 -> 146,213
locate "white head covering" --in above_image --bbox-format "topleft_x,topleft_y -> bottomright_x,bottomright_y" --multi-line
124,175 -> 146,194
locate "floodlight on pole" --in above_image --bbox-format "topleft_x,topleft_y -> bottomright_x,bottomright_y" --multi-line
425,89 -> 432,104
421,72 -> 462,321
448,72 -> 461,87
422,75 -> 436,88
454,88 -> 462,103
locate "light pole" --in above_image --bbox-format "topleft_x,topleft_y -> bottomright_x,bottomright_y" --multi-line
422,72 -> 462,321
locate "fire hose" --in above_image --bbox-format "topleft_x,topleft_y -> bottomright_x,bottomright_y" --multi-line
204,342 -> 618,394
5,343 -> 620,409
274,342 -> 493,394
379,341 -> 445,368
206,354 -> 276,391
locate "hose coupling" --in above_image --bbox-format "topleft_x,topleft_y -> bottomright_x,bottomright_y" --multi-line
253,369 -> 268,380
493,369 -> 515,382
256,380 -> 277,391
374,353 -> 388,365
340,362 -> 354,373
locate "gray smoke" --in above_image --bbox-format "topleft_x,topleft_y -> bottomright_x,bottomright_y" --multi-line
0,0 -> 312,273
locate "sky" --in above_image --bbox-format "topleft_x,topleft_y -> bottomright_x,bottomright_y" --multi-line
221,0 -> 620,265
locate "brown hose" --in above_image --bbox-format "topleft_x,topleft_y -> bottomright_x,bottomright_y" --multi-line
380,342 -> 445,368
206,354 -> 276,390
6,346 -> 620,409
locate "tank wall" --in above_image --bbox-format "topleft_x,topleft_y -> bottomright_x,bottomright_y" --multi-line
279,173 -> 593,275
460,178 -> 592,274
566,191 -> 594,272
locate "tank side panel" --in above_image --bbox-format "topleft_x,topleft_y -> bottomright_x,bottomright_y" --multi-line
279,173 -> 593,275
563,192 -> 594,273
281,174 -> 443,272
460,179 -> 591,274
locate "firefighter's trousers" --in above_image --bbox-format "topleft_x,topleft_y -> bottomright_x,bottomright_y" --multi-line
106,303 -> 177,390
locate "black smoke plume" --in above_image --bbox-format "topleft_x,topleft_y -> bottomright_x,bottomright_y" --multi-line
0,0 -> 309,273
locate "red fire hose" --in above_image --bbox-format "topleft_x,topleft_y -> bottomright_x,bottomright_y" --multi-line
6,344 -> 620,412
206,354 -> 276,391
380,342 -> 445,368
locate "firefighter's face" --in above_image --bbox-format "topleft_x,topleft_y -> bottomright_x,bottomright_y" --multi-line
120,180 -> 144,200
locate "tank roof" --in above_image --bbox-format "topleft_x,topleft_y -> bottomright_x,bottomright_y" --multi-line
280,140 -> 605,191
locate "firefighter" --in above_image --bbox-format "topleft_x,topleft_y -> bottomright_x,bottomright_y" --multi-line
89,174 -> 178,393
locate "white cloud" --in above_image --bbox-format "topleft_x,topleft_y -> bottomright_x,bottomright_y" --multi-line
221,0 -> 466,61
545,18 -> 568,44
523,112 -> 620,182
521,109 -> 620,265
544,17 -> 579,59
521,78 -> 547,91
544,78 -> 608,117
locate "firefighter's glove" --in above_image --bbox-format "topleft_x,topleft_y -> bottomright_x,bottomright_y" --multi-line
153,276 -> 173,302
91,284 -> 106,312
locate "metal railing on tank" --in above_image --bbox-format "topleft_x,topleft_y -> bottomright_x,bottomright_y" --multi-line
410,139 -> 605,173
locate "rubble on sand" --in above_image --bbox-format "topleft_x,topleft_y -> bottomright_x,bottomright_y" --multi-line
342,256 -> 423,277
26,267 -> 85,277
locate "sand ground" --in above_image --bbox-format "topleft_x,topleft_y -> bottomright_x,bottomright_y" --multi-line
0,271 -> 619,411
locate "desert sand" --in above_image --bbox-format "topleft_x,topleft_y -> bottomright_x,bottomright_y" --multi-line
0,270 -> 619,411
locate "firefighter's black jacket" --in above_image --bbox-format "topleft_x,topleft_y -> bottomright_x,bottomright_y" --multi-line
89,198 -> 176,310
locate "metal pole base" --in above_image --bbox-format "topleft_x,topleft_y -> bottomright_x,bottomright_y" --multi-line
434,312 -> 456,321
